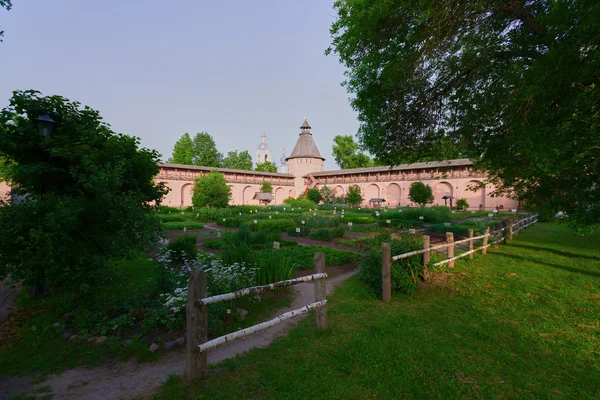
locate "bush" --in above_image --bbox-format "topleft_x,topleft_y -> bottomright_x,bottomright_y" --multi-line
166,234 -> 198,262
310,229 -> 334,242
283,197 -> 317,209
331,226 -> 345,238
456,198 -> 469,210
359,235 -> 424,295
273,246 -> 360,269
162,221 -> 205,230
156,214 -> 186,222
255,219 -> 296,233
287,226 -> 311,237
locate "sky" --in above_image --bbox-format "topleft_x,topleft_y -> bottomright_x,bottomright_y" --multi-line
0,0 -> 359,171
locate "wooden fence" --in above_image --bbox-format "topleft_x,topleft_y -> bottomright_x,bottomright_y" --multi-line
185,252 -> 328,380
382,214 -> 539,302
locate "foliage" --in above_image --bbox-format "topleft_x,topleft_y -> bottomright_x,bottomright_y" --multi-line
328,0 -> 600,231
162,221 -> 205,230
273,246 -> 360,269
309,229 -> 334,242
283,197 -> 317,209
222,150 -> 253,170
360,235 -> 424,295
332,134 -> 373,169
0,0 -> 12,42
456,198 -> 469,211
168,132 -> 222,167
408,182 -> 434,207
192,171 -> 231,208
166,234 -> 198,263
255,219 -> 296,233
306,188 -> 323,204
260,181 -> 273,193
0,91 -> 166,295
255,161 -> 278,173
379,206 -> 451,224
319,185 -> 335,204
345,185 -> 363,207
331,226 -> 345,238
287,226 -> 311,237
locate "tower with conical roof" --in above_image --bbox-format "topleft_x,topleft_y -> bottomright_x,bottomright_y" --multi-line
286,118 -> 325,196
255,134 -> 272,167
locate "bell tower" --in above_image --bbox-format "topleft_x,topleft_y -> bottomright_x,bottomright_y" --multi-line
255,134 -> 272,166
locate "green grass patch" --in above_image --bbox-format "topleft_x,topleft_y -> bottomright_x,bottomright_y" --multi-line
153,223 -> 600,399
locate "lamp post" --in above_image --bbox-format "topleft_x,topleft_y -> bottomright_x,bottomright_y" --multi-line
36,115 -> 56,138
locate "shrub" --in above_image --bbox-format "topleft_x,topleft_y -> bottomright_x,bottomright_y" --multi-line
203,240 -> 222,249
456,198 -> 469,210
331,226 -> 345,238
287,226 -> 311,237
192,171 -> 231,208
273,246 -> 360,269
359,235 -> 424,295
408,182 -> 434,207
156,214 -> 186,222
307,188 -> 323,204
162,221 -> 205,230
255,219 -> 296,233
283,197 -> 317,209
167,234 -> 198,262
310,229 -> 334,242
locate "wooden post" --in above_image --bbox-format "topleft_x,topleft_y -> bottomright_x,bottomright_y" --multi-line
382,243 -> 391,302
508,219 -> 514,240
446,232 -> 455,268
493,226 -> 499,248
423,235 -> 431,281
482,227 -> 490,255
314,252 -> 327,330
185,269 -> 208,381
502,221 -> 508,245
468,229 -> 474,260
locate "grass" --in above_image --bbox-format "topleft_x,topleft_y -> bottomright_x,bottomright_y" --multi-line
153,223 -> 600,399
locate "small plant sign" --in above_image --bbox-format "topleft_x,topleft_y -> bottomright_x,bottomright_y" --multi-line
488,214 -> 494,217
296,227 -> 301,233
269,216 -> 272,219
444,223 -> 451,227
183,227 -> 187,232
273,241 -> 280,249
419,216 -> 424,220
511,209 -> 517,213
409,229 -> 416,234
254,220 -> 258,224
348,222 -> 353,227
302,220 -> 305,225
217,231 -> 222,238
386,219 -> 391,224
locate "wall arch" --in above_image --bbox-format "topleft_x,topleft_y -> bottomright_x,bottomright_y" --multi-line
366,184 -> 380,201
274,187 -> 284,204
433,182 -> 453,205
181,183 -> 193,207
334,185 -> 345,197
386,183 -> 401,206
288,189 -> 295,199
243,186 -> 254,205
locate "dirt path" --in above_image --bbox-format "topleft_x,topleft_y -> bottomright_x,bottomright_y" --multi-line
1,270 -> 358,400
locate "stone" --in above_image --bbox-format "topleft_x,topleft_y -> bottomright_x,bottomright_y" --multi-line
149,343 -> 160,352
95,336 -> 108,345
61,311 -> 76,321
69,335 -> 78,341
237,308 -> 249,319
175,337 -> 185,346
87,336 -> 98,343
61,329 -> 74,339
163,340 -> 178,351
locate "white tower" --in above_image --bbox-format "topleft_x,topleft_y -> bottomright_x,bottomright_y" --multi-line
255,134 -> 273,166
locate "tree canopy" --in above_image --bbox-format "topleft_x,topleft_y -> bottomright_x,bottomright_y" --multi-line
332,135 -> 373,169
306,188 -> 323,204
255,161 -> 278,173
192,171 -> 231,208
223,150 -> 253,170
168,132 -> 223,167
409,182 -> 434,207
346,184 -> 363,207
0,90 -> 166,295
329,0 -> 600,231
0,0 -> 12,42
260,181 -> 273,193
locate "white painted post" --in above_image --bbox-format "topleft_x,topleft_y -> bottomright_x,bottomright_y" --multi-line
314,252 -> 327,330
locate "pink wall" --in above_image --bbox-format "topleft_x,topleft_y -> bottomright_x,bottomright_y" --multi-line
287,157 -> 324,197
0,181 -> 10,201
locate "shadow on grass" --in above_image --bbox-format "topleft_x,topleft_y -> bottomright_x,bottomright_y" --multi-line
494,253 -> 600,278
510,243 -> 600,262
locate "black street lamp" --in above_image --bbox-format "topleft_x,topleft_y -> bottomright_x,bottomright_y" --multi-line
36,115 -> 56,138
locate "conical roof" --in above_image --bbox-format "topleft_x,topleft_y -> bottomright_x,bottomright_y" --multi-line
286,118 -> 324,161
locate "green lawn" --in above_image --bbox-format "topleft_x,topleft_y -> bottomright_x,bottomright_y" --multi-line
154,223 -> 600,399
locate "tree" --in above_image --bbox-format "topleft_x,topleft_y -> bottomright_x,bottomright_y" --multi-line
456,198 -> 469,211
329,0 -> 600,231
192,171 -> 230,208
306,188 -> 323,204
346,185 -> 363,207
332,135 -> 373,169
0,90 -> 167,296
260,181 -> 272,193
0,0 -> 12,42
168,132 -> 223,167
409,182 -> 434,207
319,185 -> 335,204
223,150 -> 253,170
255,161 -> 278,173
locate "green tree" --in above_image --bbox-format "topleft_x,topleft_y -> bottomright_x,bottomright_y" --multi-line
346,185 -> 363,207
306,188 -> 323,204
222,150 -> 253,170
260,181 -> 273,193
319,185 -> 335,204
0,0 -> 12,42
332,135 -> 373,169
0,90 -> 167,296
168,132 -> 223,167
255,161 -> 278,173
329,0 -> 600,231
456,198 -> 469,211
192,171 -> 231,208
167,132 -> 194,165
408,182 -> 434,207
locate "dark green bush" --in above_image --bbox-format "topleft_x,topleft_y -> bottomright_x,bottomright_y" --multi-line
287,226 -> 312,237
162,221 -> 205,230
167,234 -> 198,262
203,240 -> 222,249
283,197 -> 317,209
272,246 -> 360,269
332,226 -> 345,238
310,229 -> 334,242
255,219 -> 296,233
359,235 -> 424,295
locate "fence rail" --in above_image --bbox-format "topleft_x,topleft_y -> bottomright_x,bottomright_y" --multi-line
185,252 -> 329,381
382,214 -> 538,302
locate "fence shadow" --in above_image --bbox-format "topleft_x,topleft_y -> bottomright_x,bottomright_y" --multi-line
510,243 -> 600,262
494,253 -> 600,278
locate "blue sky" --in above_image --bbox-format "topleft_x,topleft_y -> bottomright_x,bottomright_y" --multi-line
0,0 -> 359,170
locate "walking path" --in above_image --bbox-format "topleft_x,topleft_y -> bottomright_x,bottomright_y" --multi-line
0,270 -> 357,400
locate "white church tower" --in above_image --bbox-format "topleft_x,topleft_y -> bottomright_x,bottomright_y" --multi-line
255,134 -> 273,166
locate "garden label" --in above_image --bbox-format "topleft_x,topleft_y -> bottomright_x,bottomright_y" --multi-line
296,227 -> 301,233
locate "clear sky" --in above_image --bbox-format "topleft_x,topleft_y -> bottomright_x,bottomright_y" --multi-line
0,0 -> 359,170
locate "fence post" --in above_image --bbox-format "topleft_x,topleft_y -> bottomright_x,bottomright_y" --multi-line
446,232 -> 455,268
314,252 -> 327,330
423,235 -> 430,281
508,219 -> 514,240
502,221 -> 508,245
482,227 -> 490,255
494,225 -> 499,248
382,243 -> 391,302
185,269 -> 208,381
468,229 -> 474,260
